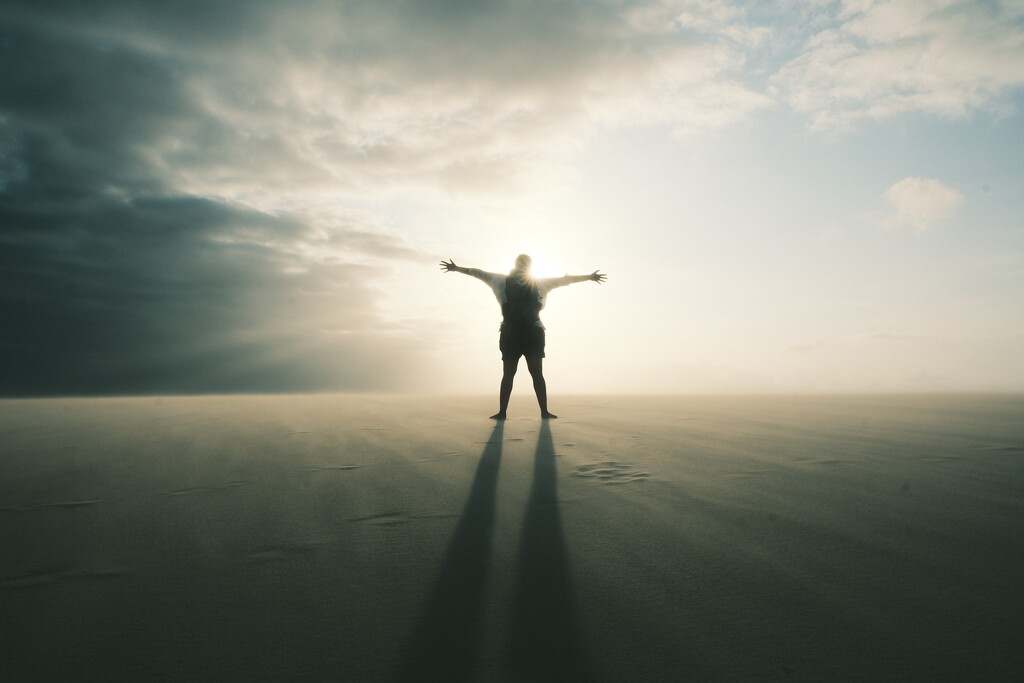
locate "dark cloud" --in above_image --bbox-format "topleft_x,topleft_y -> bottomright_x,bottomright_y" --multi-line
0,188 -> 423,395
0,7 -> 426,396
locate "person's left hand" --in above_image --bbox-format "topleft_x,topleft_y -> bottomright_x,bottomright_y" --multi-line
590,270 -> 607,284
440,259 -> 458,273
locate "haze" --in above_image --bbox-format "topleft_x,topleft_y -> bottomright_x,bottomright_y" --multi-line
2,0 -> 1022,396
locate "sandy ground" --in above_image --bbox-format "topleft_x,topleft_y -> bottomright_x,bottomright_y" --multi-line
2,394 -> 1023,681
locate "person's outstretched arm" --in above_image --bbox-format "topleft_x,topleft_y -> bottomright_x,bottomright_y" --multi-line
539,270 -> 607,290
439,259 -> 499,283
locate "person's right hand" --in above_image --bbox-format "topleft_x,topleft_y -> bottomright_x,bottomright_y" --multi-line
440,259 -> 458,273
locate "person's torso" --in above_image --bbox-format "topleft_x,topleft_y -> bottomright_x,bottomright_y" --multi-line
501,275 -> 542,326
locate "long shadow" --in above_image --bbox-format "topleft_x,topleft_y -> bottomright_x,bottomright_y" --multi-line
397,422 -> 504,682
509,421 -> 591,681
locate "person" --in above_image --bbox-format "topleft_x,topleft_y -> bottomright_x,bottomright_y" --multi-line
440,254 -> 606,419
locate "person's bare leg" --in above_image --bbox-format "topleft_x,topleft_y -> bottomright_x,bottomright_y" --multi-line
526,356 -> 557,419
491,357 -> 519,419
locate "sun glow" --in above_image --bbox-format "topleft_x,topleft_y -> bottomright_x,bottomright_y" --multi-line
497,250 -> 564,279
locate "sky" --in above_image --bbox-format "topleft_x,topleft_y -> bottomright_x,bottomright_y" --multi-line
1,0 -> 1022,396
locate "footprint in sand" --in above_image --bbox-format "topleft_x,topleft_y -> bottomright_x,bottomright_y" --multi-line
349,511 -> 457,527
350,511 -> 414,526
2,566 -> 132,589
417,452 -> 463,462
978,444 -> 1024,454
163,481 -> 253,496
244,541 -> 326,564
574,461 -> 649,484
304,465 -> 361,472
1,499 -> 102,512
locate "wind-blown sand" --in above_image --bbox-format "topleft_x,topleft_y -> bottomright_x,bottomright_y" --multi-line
3,394 -> 1022,681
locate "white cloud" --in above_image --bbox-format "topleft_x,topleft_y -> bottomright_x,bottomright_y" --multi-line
883,177 -> 964,232
91,0 -> 772,204
774,0 -> 1024,129
583,42 -> 772,139
674,0 -> 773,48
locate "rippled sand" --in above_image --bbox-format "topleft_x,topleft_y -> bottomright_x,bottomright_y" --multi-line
3,394 -> 1022,681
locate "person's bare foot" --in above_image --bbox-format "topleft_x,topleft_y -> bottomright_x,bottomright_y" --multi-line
490,412 -> 507,420
541,411 -> 558,419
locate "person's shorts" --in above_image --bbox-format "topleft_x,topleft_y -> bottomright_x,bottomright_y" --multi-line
499,323 -> 545,360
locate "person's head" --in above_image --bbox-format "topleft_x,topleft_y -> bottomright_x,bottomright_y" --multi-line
513,254 -> 532,273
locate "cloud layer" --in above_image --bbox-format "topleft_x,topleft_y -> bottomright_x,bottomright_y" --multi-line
1,0 -> 1021,394
774,0 -> 1024,128
884,176 -> 964,232
0,5 -> 428,394
0,1 -> 773,395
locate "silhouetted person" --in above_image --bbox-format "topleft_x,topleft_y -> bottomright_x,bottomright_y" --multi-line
441,254 -> 606,419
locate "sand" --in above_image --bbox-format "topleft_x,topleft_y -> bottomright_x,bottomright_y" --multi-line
2,394 -> 1023,681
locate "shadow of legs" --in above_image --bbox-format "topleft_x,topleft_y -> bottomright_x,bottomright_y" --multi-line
509,421 -> 591,681
397,423 -> 504,682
